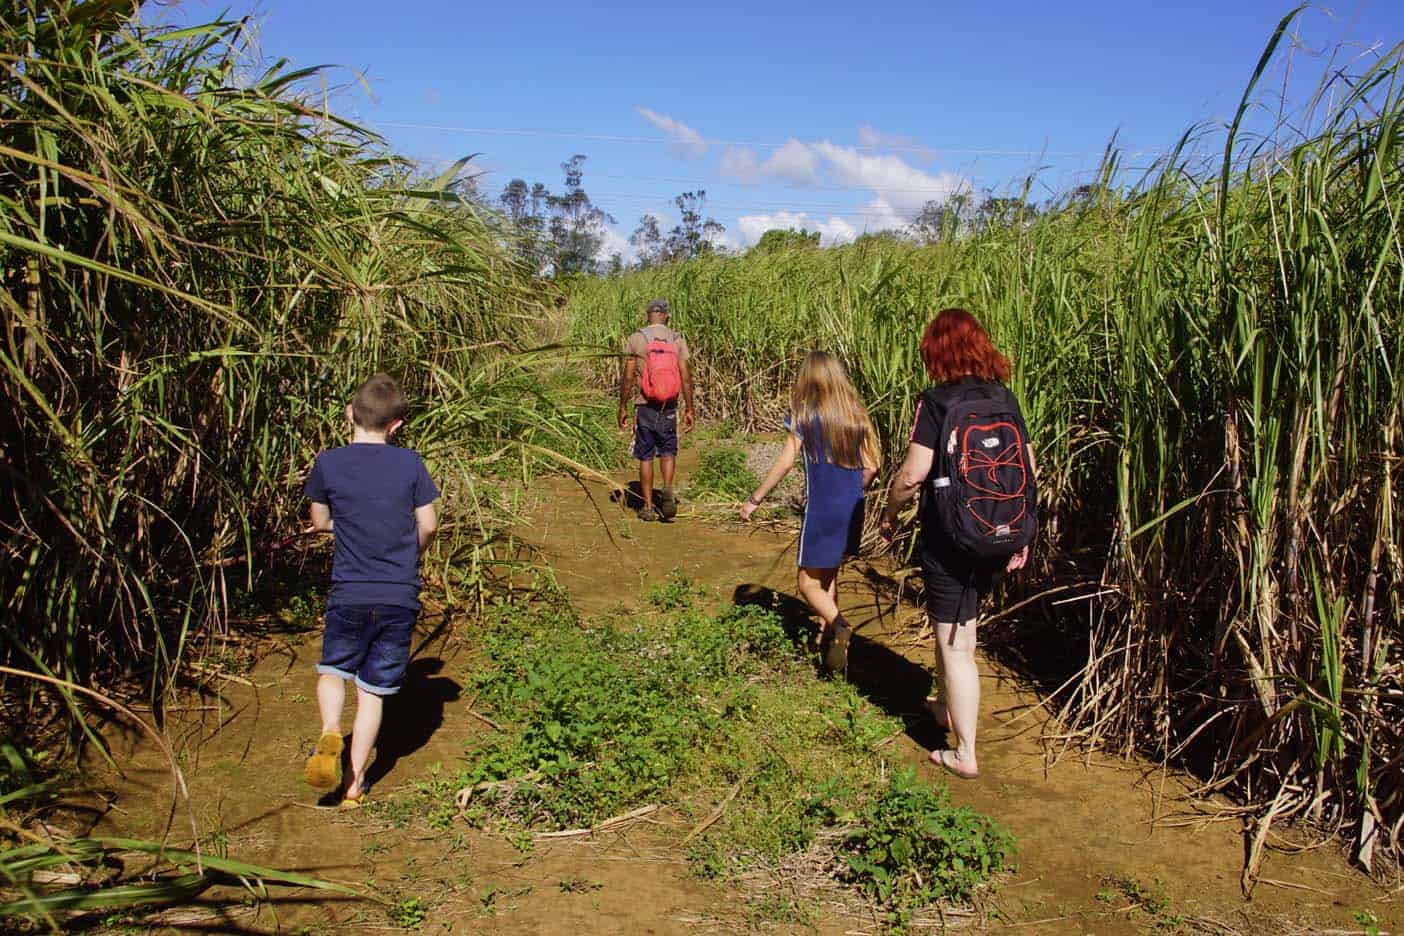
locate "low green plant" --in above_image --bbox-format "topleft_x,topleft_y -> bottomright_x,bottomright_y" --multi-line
453,588 -> 1012,918
687,447 -> 758,502
458,593 -> 788,828
643,570 -> 708,611
1355,909 -> 1381,936
839,766 -> 1014,923
1100,875 -> 1184,931
363,773 -> 456,832
389,897 -> 427,929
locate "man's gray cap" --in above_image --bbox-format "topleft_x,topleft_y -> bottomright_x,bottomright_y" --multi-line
647,298 -> 669,314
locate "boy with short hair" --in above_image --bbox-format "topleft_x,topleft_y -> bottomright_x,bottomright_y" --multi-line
302,373 -> 439,806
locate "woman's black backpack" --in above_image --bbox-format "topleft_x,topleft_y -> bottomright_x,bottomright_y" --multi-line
929,383 -> 1038,559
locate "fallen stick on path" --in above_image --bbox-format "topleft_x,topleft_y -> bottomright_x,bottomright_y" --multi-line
680,779 -> 745,847
465,708 -> 505,732
533,803 -> 662,839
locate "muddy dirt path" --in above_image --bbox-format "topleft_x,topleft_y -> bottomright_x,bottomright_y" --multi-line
88,445 -> 1397,935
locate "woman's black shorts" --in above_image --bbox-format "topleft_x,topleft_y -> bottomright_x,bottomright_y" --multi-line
919,528 -> 1003,623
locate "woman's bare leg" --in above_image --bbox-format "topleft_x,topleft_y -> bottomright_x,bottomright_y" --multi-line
926,636 -> 950,727
932,617 -> 979,776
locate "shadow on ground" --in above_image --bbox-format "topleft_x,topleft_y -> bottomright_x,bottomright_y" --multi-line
363,657 -> 461,792
732,582 -> 945,752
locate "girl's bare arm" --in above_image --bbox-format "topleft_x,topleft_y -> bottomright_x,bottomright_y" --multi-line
860,435 -> 881,489
740,433 -> 800,520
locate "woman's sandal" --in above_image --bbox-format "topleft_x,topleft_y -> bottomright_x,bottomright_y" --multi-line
303,732 -> 344,791
930,748 -> 979,780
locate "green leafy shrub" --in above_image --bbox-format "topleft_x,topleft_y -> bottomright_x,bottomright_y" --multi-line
460,595 -> 791,828
841,766 -> 1014,917
643,571 -> 708,610
455,588 -> 1013,918
687,447 -> 757,502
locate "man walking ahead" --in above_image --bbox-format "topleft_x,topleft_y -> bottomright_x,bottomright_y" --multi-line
619,298 -> 695,521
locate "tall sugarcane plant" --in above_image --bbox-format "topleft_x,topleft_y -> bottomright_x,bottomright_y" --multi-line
0,4 -> 605,714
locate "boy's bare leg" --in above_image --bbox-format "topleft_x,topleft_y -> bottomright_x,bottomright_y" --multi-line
659,455 -> 676,492
304,673 -> 347,789
638,458 -> 654,509
345,687 -> 383,797
317,672 -> 345,735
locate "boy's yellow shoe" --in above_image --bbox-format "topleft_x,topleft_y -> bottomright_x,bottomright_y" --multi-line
338,784 -> 370,810
304,732 -> 343,790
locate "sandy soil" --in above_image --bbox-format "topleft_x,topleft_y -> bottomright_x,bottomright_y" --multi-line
80,444 -> 1399,935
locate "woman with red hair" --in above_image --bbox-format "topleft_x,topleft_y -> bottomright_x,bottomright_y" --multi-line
879,309 -> 1037,780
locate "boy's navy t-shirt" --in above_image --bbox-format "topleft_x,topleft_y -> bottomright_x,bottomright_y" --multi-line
304,444 -> 439,611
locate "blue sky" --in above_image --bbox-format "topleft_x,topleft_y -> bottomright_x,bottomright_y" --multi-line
164,1 -> 1401,255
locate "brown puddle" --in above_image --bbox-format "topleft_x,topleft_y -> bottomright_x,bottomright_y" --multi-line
82,445 -> 1398,934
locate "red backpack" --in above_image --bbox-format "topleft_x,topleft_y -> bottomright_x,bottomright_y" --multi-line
638,330 -> 682,404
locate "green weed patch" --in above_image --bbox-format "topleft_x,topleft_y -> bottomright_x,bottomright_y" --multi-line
839,766 -> 1016,910
686,447 -> 758,503
453,582 -> 1014,919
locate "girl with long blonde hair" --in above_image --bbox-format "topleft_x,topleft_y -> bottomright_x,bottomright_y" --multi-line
741,351 -> 881,673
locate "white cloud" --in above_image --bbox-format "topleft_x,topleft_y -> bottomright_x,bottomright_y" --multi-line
719,146 -> 760,181
599,224 -> 635,263
813,142 -> 968,216
767,140 -> 820,185
720,140 -> 820,186
737,210 -> 859,247
635,107 -> 707,159
857,124 -> 936,162
628,108 -> 972,241
707,228 -> 740,253
857,197 -> 907,233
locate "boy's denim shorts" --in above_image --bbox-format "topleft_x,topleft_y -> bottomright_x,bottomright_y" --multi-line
632,402 -> 679,460
316,604 -> 416,696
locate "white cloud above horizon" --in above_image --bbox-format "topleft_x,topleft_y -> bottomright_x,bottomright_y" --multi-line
736,210 -> 859,247
856,123 -> 936,163
634,106 -> 707,159
812,142 -> 968,217
629,111 -> 973,245
599,224 -> 635,263
719,139 -> 820,186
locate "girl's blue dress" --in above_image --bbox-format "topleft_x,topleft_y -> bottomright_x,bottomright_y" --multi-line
787,414 -> 866,568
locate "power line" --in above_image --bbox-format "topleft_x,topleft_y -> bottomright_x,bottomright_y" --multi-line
377,119 -> 1166,159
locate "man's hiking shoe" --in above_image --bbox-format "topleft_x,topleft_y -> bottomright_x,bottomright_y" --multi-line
656,489 -> 678,520
304,732 -> 343,791
638,505 -> 661,522
820,620 -> 852,676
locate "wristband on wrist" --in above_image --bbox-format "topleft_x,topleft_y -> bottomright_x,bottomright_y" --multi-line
748,493 -> 763,506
